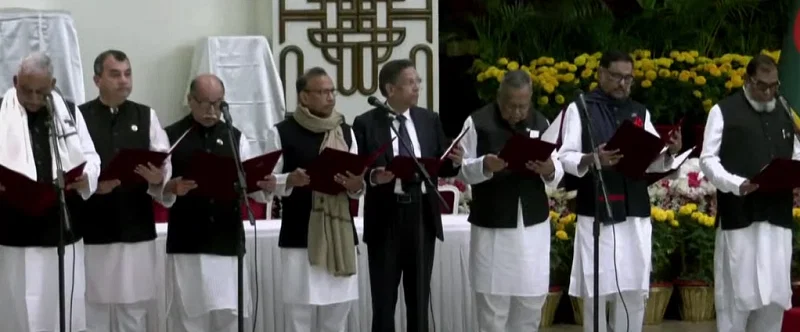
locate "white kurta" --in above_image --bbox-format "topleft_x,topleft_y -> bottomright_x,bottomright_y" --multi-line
700,104 -> 796,312
557,102 -> 674,298
457,115 -> 564,296
85,107 -> 172,305
0,100 -> 101,332
161,132 -> 271,318
268,126 -> 361,305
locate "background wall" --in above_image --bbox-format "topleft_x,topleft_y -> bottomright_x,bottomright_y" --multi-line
2,0 -> 273,125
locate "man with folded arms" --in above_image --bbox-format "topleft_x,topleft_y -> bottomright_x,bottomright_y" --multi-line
159,74 -> 275,332
457,70 -> 563,331
78,49 -> 171,332
557,50 -> 681,332
700,54 -> 795,332
268,67 -> 364,332
0,52 -> 102,332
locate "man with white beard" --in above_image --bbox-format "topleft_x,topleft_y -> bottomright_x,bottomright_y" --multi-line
700,54 -> 796,332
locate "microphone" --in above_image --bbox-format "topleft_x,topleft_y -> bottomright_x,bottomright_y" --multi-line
219,101 -> 233,123
367,96 -> 394,118
777,94 -> 800,135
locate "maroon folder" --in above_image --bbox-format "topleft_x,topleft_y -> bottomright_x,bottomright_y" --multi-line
386,157 -> 442,181
99,149 -> 169,184
604,120 -> 665,179
498,134 -> 557,175
66,162 -> 86,184
0,165 -> 57,216
184,150 -> 284,200
306,141 -> 391,195
749,158 -> 800,192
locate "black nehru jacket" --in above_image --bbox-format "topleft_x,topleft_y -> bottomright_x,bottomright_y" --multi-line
574,102 -> 652,224
0,98 -> 84,247
275,116 -> 357,248
716,91 -> 795,230
78,98 -> 156,244
164,115 -> 244,256
468,103 -> 551,228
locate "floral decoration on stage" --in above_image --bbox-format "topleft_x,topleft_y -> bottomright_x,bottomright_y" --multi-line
470,49 -> 781,122
546,186 -> 576,288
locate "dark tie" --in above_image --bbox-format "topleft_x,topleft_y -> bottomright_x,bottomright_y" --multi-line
395,114 -> 414,157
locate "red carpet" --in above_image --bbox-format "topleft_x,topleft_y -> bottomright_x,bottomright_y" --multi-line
783,308 -> 800,332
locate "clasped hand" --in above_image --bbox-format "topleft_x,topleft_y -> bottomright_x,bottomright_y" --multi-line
165,177 -> 197,196
335,171 -> 364,192
596,144 -> 623,167
525,158 -> 556,178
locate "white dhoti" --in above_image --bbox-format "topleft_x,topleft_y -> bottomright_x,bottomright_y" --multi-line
281,248 -> 358,332
714,222 -> 791,332
568,216 -> 651,332
85,241 -> 156,332
0,241 -> 87,332
166,253 -> 252,332
470,207 -> 550,332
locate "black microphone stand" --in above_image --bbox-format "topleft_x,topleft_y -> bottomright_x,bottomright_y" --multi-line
385,110 -> 450,332
45,96 -> 71,332
575,95 -> 614,332
220,103 -> 256,332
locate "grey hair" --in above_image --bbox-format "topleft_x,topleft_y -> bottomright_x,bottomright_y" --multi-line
18,52 -> 54,77
498,70 -> 532,96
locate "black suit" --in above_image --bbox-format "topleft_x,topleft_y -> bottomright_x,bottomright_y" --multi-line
353,106 -> 459,332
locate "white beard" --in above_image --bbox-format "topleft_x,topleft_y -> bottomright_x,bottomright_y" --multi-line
743,86 -> 776,112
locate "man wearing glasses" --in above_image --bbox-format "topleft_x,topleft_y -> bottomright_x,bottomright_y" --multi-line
557,50 -> 681,332
159,74 -> 275,331
700,54 -> 795,332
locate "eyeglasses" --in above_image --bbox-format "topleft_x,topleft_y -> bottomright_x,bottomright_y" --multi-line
191,95 -> 223,110
304,89 -> 337,96
749,78 -> 780,92
603,68 -> 635,84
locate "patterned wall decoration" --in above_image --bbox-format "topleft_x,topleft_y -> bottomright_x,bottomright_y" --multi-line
272,0 -> 439,122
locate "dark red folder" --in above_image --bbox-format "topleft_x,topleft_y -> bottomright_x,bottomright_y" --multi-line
0,165 -> 56,216
385,156 -> 442,181
183,150 -> 284,200
66,162 -> 86,184
99,149 -> 169,184
644,147 -> 695,185
604,120 -> 666,179
749,158 -> 800,192
498,134 -> 557,175
307,141 -> 391,195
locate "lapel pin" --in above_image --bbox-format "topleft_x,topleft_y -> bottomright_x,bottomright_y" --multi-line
131,124 -> 138,132
216,138 -> 224,146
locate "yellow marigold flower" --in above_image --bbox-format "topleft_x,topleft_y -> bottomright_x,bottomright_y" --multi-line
591,52 -> 602,59
550,210 -> 560,220
678,71 -> 692,82
694,76 -> 707,85
497,58 -> 509,66
671,70 -> 679,78
693,90 -> 703,98
703,99 -> 714,111
543,83 -> 556,93
641,60 -> 656,71
666,210 -> 675,221
709,68 -> 722,77
670,219 -> 680,227
725,81 -> 734,90
634,61 -> 643,69
656,58 -> 673,67
581,69 -> 593,79
555,94 -> 566,104
641,50 -> 651,58
562,73 -> 575,82
574,55 -> 588,66
586,61 -> 598,70
495,73 -> 505,83
658,69 -> 671,78
641,80 -> 653,88
704,216 -> 716,227
568,64 -> 578,72
654,209 -> 667,222
691,211 -> 702,220
669,51 -> 680,58
650,206 -> 659,215
634,70 -> 644,79
730,75 -> 744,88
573,78 -> 581,85
685,56 -> 696,64
689,50 -> 699,57
507,61 -> 519,70
589,82 -> 598,91
678,205 -> 692,216
477,73 -> 487,82
676,54 -> 686,62
645,70 -> 657,81
556,223 -> 565,231
555,230 -> 569,240
530,60 -> 538,68
538,96 -> 549,105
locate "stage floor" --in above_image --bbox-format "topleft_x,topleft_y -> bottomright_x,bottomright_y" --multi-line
544,321 -> 715,331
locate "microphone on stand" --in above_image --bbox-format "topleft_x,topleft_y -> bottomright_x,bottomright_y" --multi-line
777,94 -> 800,135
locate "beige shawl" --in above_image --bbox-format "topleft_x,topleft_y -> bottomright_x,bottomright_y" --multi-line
293,105 -> 357,276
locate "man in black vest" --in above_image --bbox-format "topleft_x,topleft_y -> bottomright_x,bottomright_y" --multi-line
78,49 -> 172,332
353,59 -> 463,332
160,74 -> 275,332
269,67 -> 364,332
457,70 -> 563,331
557,51 -> 681,332
699,54 -> 794,332
0,52 -> 102,332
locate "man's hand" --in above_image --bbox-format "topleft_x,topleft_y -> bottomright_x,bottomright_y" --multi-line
66,174 -> 89,191
739,180 -> 759,196
287,168 -> 311,188
596,144 -> 623,166
370,167 -> 395,185
135,162 -> 165,185
668,127 -> 682,155
526,159 -> 556,178
446,145 -> 464,164
96,180 -> 122,195
335,171 -> 364,192
165,177 -> 197,196
257,175 -> 277,192
482,154 -> 507,173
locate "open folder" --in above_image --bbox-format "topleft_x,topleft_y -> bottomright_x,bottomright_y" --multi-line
183,149 -> 284,200
498,134 -> 557,175
306,139 -> 393,195
386,125 -> 470,181
98,127 -> 193,184
0,162 -> 85,217
644,147 -> 695,185
604,120 -> 666,179
749,158 -> 800,192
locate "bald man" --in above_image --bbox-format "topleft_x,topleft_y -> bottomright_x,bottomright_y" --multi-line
159,74 -> 276,332
0,52 -> 101,331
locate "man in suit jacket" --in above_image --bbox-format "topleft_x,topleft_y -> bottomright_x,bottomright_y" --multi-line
353,59 -> 463,332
